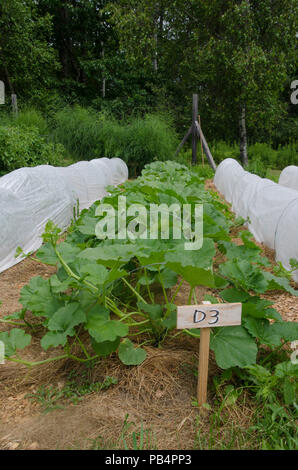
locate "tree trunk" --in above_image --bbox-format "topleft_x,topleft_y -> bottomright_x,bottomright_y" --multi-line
3,64 -> 14,94
101,41 -> 106,98
239,106 -> 248,166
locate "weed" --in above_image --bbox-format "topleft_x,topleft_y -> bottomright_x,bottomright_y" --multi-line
26,373 -> 118,413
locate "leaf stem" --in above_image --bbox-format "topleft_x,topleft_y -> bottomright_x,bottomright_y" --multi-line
122,277 -> 147,304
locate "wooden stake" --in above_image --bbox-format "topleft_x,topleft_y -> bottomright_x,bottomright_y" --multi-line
192,94 -> 198,165
197,327 -> 211,406
197,300 -> 211,407
177,301 -> 242,409
198,115 -> 204,166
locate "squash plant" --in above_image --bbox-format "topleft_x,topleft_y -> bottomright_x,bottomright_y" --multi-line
1,161 -> 297,370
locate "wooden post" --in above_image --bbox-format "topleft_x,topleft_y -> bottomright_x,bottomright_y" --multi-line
195,121 -> 217,171
197,327 -> 211,406
192,94 -> 198,165
177,301 -> 242,409
198,115 -> 204,166
197,300 -> 211,407
174,126 -> 192,157
11,94 -> 18,117
173,94 -> 216,171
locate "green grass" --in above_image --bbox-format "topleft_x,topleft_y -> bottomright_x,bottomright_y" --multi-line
266,168 -> 281,183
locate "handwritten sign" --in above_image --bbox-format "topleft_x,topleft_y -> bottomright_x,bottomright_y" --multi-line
177,303 -> 242,329
177,302 -> 242,408
0,81 -> 4,105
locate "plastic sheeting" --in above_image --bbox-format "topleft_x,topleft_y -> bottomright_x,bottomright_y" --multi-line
214,158 -> 298,281
279,166 -> 298,191
0,158 -> 128,273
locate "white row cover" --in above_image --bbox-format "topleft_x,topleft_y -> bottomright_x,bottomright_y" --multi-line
0,158 -> 128,273
279,166 -> 298,191
214,158 -> 298,282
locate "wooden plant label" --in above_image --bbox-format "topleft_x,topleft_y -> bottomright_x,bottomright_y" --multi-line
177,302 -> 242,329
177,302 -> 242,408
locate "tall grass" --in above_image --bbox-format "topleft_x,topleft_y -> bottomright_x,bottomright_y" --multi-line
51,106 -> 178,173
0,108 -> 48,135
102,114 -> 178,174
52,106 -> 105,160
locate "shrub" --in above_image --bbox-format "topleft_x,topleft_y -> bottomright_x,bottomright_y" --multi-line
191,164 -> 215,179
275,142 -> 298,168
0,108 -> 48,135
0,125 -> 65,173
247,157 -> 267,178
249,142 -> 277,167
13,108 -> 48,135
211,140 -> 239,163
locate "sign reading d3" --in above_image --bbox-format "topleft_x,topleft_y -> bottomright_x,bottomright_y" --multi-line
177,303 -> 242,329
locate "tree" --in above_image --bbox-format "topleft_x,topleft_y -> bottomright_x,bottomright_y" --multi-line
110,0 -> 298,164
0,0 -> 59,103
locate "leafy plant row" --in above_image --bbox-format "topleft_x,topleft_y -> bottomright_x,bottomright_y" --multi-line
1,161 -> 297,381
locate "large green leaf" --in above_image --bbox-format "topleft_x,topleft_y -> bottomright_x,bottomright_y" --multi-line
263,272 -> 298,297
243,318 -> 282,346
48,303 -> 86,335
164,238 -> 215,269
138,302 -> 163,321
20,276 -> 63,318
165,263 -> 216,288
270,321 -> 298,343
91,337 -> 120,357
220,288 -> 250,303
241,297 -> 282,321
79,244 -> 137,264
0,328 -> 31,357
79,263 -> 109,285
41,331 -> 68,350
86,311 -> 128,343
210,326 -> 258,369
157,268 -> 178,289
118,339 -> 147,365
219,260 -> 268,293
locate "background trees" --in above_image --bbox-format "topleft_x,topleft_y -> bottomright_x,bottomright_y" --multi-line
0,0 -> 297,161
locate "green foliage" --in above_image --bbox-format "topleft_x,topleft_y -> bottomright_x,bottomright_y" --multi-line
206,358 -> 298,450
0,0 -> 59,103
0,0 -> 297,152
0,125 -> 64,173
210,140 -> 297,170
52,106 -> 178,173
102,113 -> 178,174
210,141 -> 239,164
89,414 -> 157,450
12,108 -> 48,135
3,160 -> 297,375
0,328 -> 31,357
238,362 -> 298,449
52,106 -> 105,161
